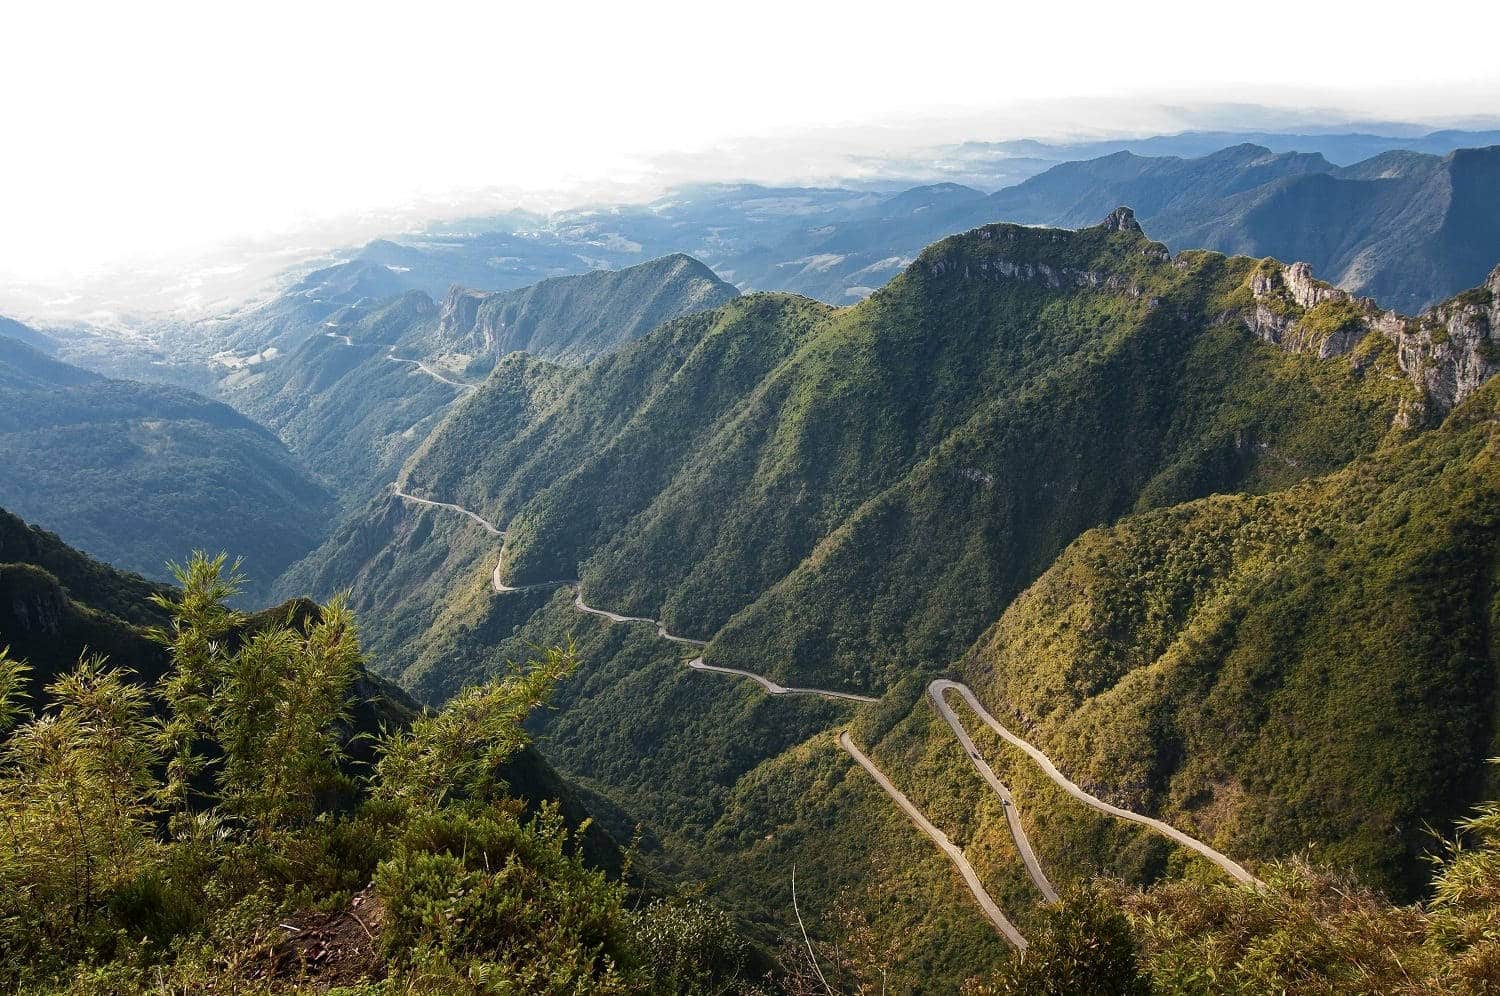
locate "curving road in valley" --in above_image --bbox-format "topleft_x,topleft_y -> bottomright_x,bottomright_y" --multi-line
931,680 -> 1260,886
839,731 -> 1028,950
385,347 -> 476,390
394,489 -> 867,703
317,329 -> 469,392
391,487 -> 1257,948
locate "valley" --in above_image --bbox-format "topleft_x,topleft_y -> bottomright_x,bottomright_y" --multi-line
6,103 -> 1500,989
386,481 -> 1258,956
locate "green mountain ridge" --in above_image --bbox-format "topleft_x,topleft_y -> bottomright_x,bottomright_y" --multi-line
423,252 -> 739,372
266,208 -> 1500,988
340,209 -> 1475,698
221,254 -> 739,511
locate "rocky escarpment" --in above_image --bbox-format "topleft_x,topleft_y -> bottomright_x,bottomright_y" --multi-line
1388,268 -> 1500,424
1246,259 -> 1500,424
920,207 -> 1171,297
1244,261 -> 1399,359
435,286 -> 495,354
426,254 -> 738,368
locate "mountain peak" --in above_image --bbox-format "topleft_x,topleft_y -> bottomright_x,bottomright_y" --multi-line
1100,206 -> 1141,233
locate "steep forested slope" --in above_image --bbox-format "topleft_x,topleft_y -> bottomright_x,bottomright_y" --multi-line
0,506 -> 172,688
222,292 -> 462,506
360,210 -> 1432,699
223,256 -> 737,509
418,253 -> 739,372
278,212 -> 1500,985
0,327 -> 333,598
955,364 -> 1500,897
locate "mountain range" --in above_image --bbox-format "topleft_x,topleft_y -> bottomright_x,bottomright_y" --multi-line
231,142 -> 1500,327
9,125 -> 1500,989
266,204 -> 1500,988
211,254 -> 738,509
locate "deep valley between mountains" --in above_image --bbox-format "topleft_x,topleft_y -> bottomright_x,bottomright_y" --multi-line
266,209 -> 1500,968
6,187 -> 1500,991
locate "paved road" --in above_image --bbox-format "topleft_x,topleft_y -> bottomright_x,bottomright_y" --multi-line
393,489 -> 502,535
931,680 -> 1260,886
390,486 -> 1255,948
839,732 -> 1028,951
929,682 -> 1058,901
323,331 -> 355,346
385,348 -> 476,390
393,489 -> 868,702
491,555 -> 573,594
572,588 -> 875,702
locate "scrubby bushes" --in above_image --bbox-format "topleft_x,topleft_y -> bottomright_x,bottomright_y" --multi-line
0,553 -> 746,993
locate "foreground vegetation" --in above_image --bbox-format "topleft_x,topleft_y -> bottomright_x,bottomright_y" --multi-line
0,555 -> 746,993
971,797 -> 1500,994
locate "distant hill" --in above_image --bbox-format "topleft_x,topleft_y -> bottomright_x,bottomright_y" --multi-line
979,143 -> 1500,312
0,323 -> 334,599
0,315 -> 57,354
219,255 -> 738,509
422,253 -> 739,370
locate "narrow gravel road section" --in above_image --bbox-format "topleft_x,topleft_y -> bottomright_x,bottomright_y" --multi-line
932,680 -> 1259,886
839,732 -> 1028,951
929,683 -> 1058,901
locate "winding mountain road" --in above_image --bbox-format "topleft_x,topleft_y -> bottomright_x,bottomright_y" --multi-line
391,487 -> 1257,948
394,490 -> 866,703
839,731 -> 1029,951
385,348 -> 476,390
929,682 -> 1058,901
931,680 -> 1259,886
393,490 -> 502,535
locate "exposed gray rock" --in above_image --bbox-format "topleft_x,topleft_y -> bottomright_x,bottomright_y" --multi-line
1101,206 -> 1142,234
435,286 -> 493,353
1388,265 -> 1500,426
1247,259 -> 1500,424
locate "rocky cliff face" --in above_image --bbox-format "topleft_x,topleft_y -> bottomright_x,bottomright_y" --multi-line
1246,259 -> 1500,424
435,286 -> 495,354
1389,266 -> 1500,424
424,254 -> 738,368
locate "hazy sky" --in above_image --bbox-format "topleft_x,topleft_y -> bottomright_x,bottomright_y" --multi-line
4,0 -> 1499,285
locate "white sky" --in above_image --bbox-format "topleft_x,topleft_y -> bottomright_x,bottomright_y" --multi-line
3,0 -> 1499,286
